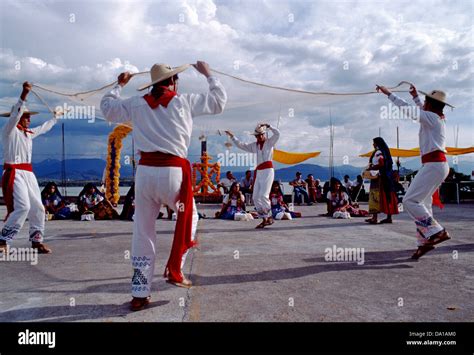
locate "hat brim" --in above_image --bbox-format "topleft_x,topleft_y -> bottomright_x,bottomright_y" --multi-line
137,64 -> 190,91
0,111 -> 39,117
419,90 -> 454,108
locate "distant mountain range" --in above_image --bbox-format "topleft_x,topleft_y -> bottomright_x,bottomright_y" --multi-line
28,158 -> 419,182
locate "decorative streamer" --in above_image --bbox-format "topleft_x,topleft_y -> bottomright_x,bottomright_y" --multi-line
105,124 -> 133,204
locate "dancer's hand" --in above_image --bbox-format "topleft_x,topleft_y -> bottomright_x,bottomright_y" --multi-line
225,130 -> 234,138
118,72 -> 132,87
409,85 -> 418,98
193,61 -> 212,78
376,85 -> 391,96
261,123 -> 270,128
20,81 -> 32,101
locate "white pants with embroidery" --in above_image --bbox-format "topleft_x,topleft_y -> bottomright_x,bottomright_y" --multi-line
252,168 -> 274,218
1,170 -> 45,243
402,162 -> 449,246
131,165 -> 198,298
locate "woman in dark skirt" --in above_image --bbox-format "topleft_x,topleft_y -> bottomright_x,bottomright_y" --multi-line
366,137 -> 399,224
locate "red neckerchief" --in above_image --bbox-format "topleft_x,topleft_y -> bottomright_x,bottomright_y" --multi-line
16,124 -> 33,136
143,86 -> 177,109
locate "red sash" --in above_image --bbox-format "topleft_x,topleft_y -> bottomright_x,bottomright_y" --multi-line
421,150 -> 447,209
2,163 -> 33,221
253,161 -> 274,185
421,150 -> 447,164
139,151 -> 196,283
143,87 -> 177,109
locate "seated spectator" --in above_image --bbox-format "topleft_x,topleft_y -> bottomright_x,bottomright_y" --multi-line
314,179 -> 324,202
306,174 -> 323,203
240,170 -> 254,195
343,175 -> 354,195
289,172 -> 311,205
120,183 -> 135,221
351,175 -> 366,202
216,182 -> 250,220
78,183 -> 119,220
41,182 -> 72,220
270,181 -> 301,220
218,171 -> 237,194
392,171 -> 405,204
327,178 -> 368,217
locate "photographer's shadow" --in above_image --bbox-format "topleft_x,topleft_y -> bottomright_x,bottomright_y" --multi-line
0,300 -> 169,322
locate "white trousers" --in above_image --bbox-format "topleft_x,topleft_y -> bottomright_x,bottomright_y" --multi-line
402,162 -> 449,245
131,165 -> 198,297
1,170 -> 45,243
252,168 -> 274,218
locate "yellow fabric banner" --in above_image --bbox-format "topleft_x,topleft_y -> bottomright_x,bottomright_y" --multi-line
273,149 -> 321,164
360,147 -> 474,158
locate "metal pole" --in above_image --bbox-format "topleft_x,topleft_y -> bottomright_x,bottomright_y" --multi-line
61,122 -> 67,196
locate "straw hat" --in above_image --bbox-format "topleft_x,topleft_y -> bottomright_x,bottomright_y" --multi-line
419,89 -> 454,108
251,124 -> 268,136
0,107 -> 39,117
137,63 -> 190,91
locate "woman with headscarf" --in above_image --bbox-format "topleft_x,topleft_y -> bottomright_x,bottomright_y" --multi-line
366,137 -> 399,224
41,182 -> 71,220
78,183 -> 119,220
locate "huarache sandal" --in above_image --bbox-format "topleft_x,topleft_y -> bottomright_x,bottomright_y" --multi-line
427,230 -> 451,246
130,296 -> 151,311
31,242 -> 52,254
411,244 -> 435,260
166,277 -> 193,289
255,221 -> 266,229
379,218 -> 393,224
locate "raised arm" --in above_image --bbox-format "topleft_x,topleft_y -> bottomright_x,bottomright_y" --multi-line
100,72 -> 134,123
376,84 -> 434,125
31,117 -> 58,137
225,130 -> 256,153
3,82 -> 30,136
182,61 -> 227,117
266,125 -> 280,146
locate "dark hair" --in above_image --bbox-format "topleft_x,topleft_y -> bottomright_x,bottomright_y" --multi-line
357,175 -> 363,183
151,74 -> 179,99
425,96 -> 445,114
307,174 -> 313,178
344,175 -> 349,179
229,182 -> 240,193
271,181 -> 283,196
245,170 -> 251,175
329,177 -> 342,191
226,171 -> 232,175
296,172 -> 301,175
41,181 -> 61,200
371,137 -> 394,169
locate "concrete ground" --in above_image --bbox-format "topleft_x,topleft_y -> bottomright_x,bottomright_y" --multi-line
0,202 -> 472,322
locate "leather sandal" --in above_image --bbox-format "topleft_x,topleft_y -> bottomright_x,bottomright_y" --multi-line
411,244 -> 435,260
31,242 -> 52,254
426,230 -> 450,246
255,220 -> 266,229
166,277 -> 193,289
0,242 -> 7,254
130,296 -> 151,311
379,218 -> 393,224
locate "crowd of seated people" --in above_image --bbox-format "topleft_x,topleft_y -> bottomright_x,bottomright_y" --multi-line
289,172 -> 312,205
78,183 -> 119,220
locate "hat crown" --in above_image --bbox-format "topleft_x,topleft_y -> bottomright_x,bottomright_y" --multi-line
150,63 -> 174,83
430,90 -> 446,101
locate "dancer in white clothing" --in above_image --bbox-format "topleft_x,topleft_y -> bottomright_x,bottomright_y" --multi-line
376,84 -> 452,259
101,61 -> 227,311
1,82 -> 56,255
225,123 -> 280,229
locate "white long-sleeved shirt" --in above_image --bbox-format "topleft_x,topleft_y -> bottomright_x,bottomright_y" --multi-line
231,127 -> 280,166
388,93 -> 446,156
2,99 -> 57,164
100,76 -> 227,159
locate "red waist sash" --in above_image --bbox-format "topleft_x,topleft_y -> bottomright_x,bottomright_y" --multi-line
253,161 -> 274,185
421,150 -> 447,164
2,163 -> 33,221
139,151 -> 196,283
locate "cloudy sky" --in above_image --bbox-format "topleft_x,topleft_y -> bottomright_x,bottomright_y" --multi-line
0,0 -> 472,170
